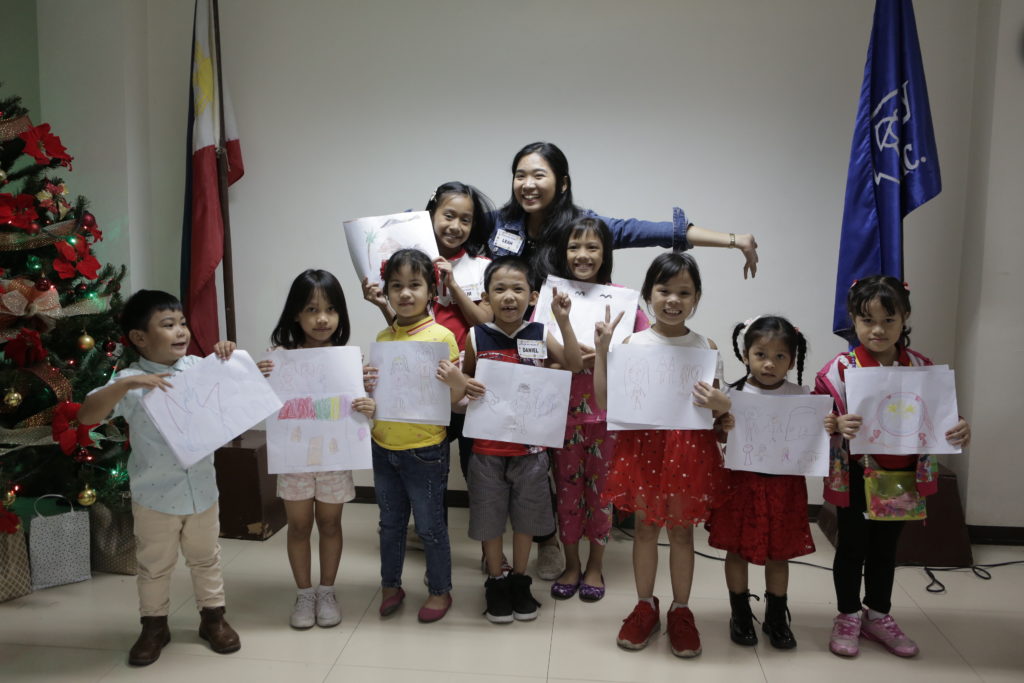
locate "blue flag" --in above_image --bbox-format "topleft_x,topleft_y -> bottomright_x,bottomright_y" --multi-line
833,0 -> 941,341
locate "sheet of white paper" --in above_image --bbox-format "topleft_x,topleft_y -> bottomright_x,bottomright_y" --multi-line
534,275 -> 640,346
463,360 -> 572,448
605,345 -> 717,431
846,366 -> 961,455
264,347 -> 372,474
725,393 -> 833,476
369,341 -> 451,425
142,351 -> 283,468
343,211 -> 440,286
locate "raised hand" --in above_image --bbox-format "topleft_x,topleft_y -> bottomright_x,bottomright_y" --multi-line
594,304 -> 624,354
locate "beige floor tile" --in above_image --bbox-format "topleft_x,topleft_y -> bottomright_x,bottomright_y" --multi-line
98,652 -> 332,682
0,644 -> 121,682
325,666 -> 546,683
923,607 -> 1024,683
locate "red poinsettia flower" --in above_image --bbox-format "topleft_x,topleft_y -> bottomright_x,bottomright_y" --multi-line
18,124 -> 73,169
52,238 -> 101,280
0,507 -> 20,534
3,328 -> 46,367
51,401 -> 96,455
0,193 -> 39,230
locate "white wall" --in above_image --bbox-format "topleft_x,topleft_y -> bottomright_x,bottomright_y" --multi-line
32,0 -> 1019,524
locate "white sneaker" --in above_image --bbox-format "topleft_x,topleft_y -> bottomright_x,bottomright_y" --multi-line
536,542 -> 564,581
315,586 -> 341,628
290,589 -> 316,629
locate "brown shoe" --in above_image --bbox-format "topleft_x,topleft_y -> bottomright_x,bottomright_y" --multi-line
198,606 -> 241,654
128,616 -> 170,666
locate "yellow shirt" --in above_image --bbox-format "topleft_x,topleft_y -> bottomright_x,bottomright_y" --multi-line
372,316 -> 459,450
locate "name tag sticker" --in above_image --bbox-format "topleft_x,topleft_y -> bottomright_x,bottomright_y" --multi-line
494,229 -> 524,253
517,339 -> 547,359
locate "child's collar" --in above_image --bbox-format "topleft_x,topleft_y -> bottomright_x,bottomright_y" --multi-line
484,321 -> 531,339
851,344 -> 911,368
136,355 -> 188,373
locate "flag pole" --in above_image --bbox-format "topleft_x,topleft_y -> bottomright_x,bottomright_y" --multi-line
211,0 -> 237,342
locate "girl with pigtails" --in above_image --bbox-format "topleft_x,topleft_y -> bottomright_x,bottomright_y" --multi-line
706,316 -> 818,650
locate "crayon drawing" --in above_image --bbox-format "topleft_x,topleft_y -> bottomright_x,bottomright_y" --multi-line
342,211 -> 440,287
463,360 -> 572,448
265,346 -> 372,473
724,392 -> 832,476
606,345 -> 718,431
534,275 -> 640,346
143,351 -> 282,468
369,341 -> 451,426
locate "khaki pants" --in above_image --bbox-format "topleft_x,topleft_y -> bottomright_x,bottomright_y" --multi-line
132,502 -> 225,616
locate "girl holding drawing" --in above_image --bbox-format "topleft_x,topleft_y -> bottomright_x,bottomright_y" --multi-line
705,316 -> 816,650
816,276 -> 970,658
546,216 -> 650,603
487,141 -> 759,284
593,252 -> 731,658
364,248 -> 467,623
258,270 -> 376,630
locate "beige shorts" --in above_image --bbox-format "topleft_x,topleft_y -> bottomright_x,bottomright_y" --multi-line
276,470 -> 356,504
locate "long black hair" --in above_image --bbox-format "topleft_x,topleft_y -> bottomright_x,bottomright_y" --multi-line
551,216 -> 614,285
425,181 -> 495,257
270,270 -> 350,349
729,316 -> 807,389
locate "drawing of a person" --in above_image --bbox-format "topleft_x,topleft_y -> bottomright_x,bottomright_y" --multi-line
511,383 -> 533,432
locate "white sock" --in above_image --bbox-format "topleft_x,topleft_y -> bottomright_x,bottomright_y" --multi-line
867,608 -> 886,621
297,586 -> 314,595
315,585 -> 334,594
639,597 -> 656,607
670,601 -> 688,611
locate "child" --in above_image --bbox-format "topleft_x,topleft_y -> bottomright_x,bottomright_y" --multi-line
256,270 -> 375,629
454,255 -> 583,623
365,248 -> 464,623
593,252 -> 731,658
706,316 -> 817,649
816,276 -> 970,658
546,216 -> 649,602
361,181 -> 494,478
78,290 -> 241,666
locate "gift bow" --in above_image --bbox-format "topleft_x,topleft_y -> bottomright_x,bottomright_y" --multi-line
0,278 -> 61,337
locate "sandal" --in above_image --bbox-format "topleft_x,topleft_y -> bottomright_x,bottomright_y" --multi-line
578,575 -> 605,603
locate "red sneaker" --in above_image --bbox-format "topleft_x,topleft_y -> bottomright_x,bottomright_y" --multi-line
667,606 -> 702,658
617,598 -> 661,650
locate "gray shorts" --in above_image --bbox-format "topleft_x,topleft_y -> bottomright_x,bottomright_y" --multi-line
467,451 -> 554,541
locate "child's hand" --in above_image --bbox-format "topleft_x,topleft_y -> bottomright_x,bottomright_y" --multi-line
434,257 -> 454,287
945,418 -> 971,448
836,413 -> 862,439
579,343 -> 597,370
257,359 -> 274,377
550,287 -> 572,322
213,340 -> 236,360
351,397 -> 376,418
693,381 -> 730,413
363,364 -> 379,393
464,378 -> 486,401
361,277 -> 388,310
123,373 -> 174,392
824,414 -> 838,435
594,305 -> 624,354
435,359 -> 464,387
715,411 -> 736,433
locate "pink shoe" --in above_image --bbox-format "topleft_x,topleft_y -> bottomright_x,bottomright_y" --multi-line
860,610 -> 919,657
829,612 -> 861,657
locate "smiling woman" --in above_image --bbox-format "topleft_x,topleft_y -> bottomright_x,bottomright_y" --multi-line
487,142 -> 760,286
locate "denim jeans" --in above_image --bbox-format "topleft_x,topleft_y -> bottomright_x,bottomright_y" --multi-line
372,440 -> 452,595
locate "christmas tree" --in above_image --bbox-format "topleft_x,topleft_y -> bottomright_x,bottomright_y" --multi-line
0,88 -> 132,512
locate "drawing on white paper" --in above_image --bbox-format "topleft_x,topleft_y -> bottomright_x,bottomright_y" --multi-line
845,366 -> 961,455
534,276 -> 640,346
724,392 -> 832,476
343,212 -> 440,287
265,346 -> 372,474
143,351 -> 283,469
463,360 -> 572,449
369,341 -> 451,426
606,345 -> 718,431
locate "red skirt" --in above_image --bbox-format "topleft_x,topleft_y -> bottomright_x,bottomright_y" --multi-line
602,429 -> 725,528
707,470 -> 815,565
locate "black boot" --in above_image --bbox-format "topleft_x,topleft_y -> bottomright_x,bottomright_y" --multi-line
128,615 -> 170,666
198,606 -> 241,654
762,592 -> 797,649
728,591 -> 759,646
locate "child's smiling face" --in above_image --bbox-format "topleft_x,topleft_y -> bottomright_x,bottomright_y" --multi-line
432,193 -> 474,258
566,228 -> 604,283
649,270 -> 699,331
131,309 -> 190,365
483,266 -> 536,330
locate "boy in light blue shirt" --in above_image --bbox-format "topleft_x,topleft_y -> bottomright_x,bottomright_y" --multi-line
80,290 -> 240,667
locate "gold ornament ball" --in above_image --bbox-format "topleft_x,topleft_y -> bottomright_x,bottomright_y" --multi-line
77,486 -> 97,507
3,390 -> 22,408
2,489 -> 15,507
77,333 -> 96,351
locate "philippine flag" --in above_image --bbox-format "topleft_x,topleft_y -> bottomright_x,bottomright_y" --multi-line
181,0 -> 244,356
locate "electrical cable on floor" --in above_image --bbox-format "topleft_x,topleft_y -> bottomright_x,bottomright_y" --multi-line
611,521 -> 1024,594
